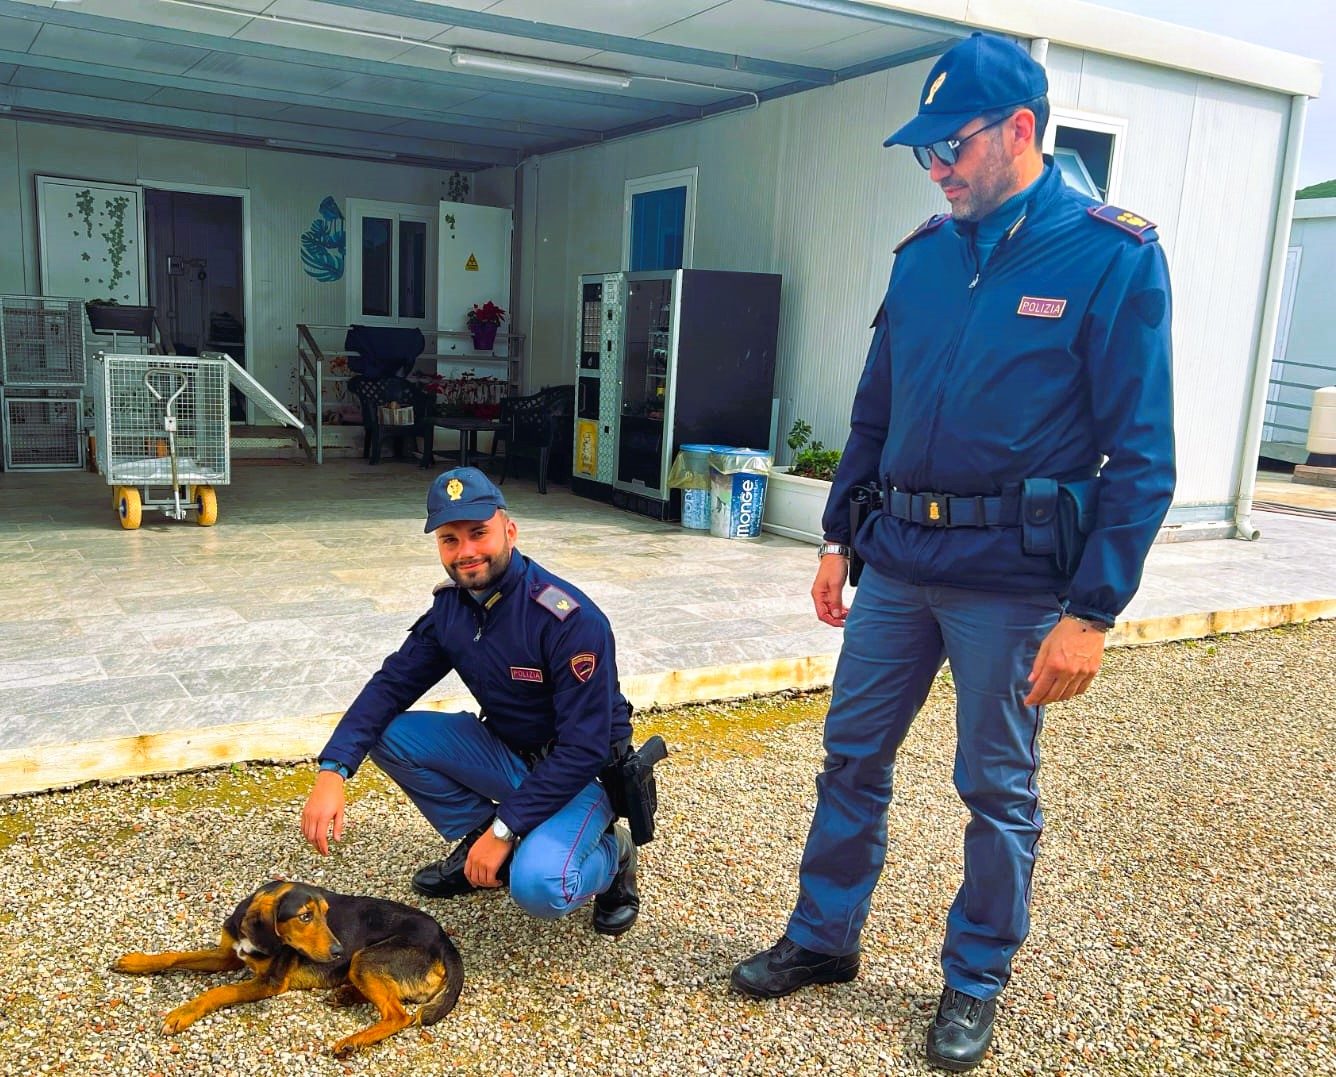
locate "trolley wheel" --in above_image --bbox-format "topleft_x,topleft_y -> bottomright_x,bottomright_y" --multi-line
112,485 -> 124,509
117,487 -> 142,530
194,485 -> 218,527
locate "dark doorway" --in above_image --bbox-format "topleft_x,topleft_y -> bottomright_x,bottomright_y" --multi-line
144,189 -> 246,421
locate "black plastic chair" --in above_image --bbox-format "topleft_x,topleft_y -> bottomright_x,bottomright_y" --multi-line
497,385 -> 574,494
348,375 -> 433,466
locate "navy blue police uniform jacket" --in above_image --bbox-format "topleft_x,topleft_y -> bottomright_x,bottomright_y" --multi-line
318,552 -> 633,837
824,161 -> 1176,625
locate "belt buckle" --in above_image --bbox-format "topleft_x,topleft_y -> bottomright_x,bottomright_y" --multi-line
920,492 -> 950,526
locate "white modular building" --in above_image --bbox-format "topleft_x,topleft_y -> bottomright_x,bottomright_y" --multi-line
1263,197 -> 1336,463
0,0 -> 1321,537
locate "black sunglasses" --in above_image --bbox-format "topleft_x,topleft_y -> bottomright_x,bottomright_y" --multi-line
912,114 -> 1010,170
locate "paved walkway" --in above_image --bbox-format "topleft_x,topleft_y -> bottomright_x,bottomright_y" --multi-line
1,461 -> 1333,794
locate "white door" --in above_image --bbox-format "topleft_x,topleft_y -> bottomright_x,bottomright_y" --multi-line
437,203 -> 512,353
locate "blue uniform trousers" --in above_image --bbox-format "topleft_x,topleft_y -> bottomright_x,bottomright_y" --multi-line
369,710 -> 619,921
785,566 -> 1061,998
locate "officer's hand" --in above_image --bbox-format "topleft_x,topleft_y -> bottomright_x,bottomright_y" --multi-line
465,830 -> 513,889
811,555 -> 850,627
1025,616 -> 1106,705
301,770 -> 347,855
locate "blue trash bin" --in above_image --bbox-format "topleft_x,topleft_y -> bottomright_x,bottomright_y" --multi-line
708,448 -> 772,538
670,443 -> 735,530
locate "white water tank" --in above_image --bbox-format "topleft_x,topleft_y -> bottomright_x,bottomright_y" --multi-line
1307,385 -> 1336,465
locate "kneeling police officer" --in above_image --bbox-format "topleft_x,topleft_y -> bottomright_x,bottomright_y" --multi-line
301,466 -> 640,936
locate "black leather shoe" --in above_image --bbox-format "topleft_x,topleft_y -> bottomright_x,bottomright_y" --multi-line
926,987 -> 997,1071
729,937 -> 860,999
411,824 -> 510,898
592,825 -> 639,936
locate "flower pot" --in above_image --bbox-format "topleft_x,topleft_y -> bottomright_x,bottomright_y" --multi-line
470,324 -> 499,351
86,303 -> 156,335
761,466 -> 830,544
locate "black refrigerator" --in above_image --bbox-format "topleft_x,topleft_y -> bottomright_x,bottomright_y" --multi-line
571,268 -> 781,521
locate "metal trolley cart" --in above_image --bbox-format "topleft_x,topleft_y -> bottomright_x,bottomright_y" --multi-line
90,352 -> 230,529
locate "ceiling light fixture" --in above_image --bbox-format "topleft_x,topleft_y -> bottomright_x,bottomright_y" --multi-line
264,138 -> 398,159
449,50 -> 632,90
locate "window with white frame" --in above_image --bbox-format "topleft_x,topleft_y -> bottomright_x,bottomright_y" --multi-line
623,168 -> 698,271
346,199 -> 436,325
1044,109 -> 1127,203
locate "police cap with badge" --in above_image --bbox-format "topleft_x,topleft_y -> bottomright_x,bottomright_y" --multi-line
883,32 -> 1048,153
424,466 -> 507,531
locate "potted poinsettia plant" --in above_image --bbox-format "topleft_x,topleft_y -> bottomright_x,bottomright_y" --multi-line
762,419 -> 843,544
466,300 -> 506,351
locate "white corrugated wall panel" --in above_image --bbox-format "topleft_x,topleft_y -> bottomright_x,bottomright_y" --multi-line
1046,46 -> 1291,516
1171,81 -> 1287,510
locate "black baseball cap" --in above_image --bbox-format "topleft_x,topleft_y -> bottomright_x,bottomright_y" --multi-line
883,32 -> 1048,148
424,467 -> 507,532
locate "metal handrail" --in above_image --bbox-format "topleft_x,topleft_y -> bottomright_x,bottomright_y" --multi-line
296,323 -> 326,463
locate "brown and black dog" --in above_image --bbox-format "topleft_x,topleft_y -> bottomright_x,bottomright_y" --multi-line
113,880 -> 464,1056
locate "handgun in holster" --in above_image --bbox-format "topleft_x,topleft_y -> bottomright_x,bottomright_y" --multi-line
847,482 -> 883,587
599,735 -> 668,846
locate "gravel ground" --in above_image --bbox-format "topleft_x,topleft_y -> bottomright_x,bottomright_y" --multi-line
1,622 -> 1333,1076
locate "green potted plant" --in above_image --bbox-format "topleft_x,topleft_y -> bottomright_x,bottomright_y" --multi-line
466,301 -> 506,351
762,419 -> 843,544
785,419 -> 842,481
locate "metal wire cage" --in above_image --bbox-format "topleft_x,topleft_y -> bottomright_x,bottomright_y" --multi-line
0,296 -> 87,386
92,354 -> 230,487
1,388 -> 85,470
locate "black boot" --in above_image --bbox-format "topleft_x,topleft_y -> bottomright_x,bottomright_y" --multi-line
729,937 -> 860,999
592,825 -> 639,936
411,824 -> 510,898
925,987 -> 997,1071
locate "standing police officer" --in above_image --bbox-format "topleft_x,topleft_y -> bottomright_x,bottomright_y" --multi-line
301,467 -> 640,937
730,33 -> 1175,1071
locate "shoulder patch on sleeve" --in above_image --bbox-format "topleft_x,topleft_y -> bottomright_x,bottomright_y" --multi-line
1087,204 -> 1158,243
893,213 -> 950,254
532,583 -> 579,621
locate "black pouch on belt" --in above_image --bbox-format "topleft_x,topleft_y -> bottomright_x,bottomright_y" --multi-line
847,482 -> 883,587
1020,477 -> 1059,557
599,735 -> 668,846
1054,477 -> 1099,576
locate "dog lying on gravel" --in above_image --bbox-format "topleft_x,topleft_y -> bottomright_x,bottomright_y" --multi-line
112,880 -> 464,1056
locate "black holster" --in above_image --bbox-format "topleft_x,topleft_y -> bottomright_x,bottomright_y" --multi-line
847,482 -> 883,587
599,735 -> 668,846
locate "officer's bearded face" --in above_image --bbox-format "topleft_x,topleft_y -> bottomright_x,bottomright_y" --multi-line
435,511 -> 517,591
934,120 -> 1022,223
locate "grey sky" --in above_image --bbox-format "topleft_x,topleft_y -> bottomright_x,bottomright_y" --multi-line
1090,0 -> 1331,187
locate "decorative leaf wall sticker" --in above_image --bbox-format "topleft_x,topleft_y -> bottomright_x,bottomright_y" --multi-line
301,196 -> 345,282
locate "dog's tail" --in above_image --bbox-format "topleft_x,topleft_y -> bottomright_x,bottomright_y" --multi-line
416,940 -> 464,1027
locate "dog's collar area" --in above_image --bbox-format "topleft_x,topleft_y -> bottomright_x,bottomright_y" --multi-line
235,937 -> 271,960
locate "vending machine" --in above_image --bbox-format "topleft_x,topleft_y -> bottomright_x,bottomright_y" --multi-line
571,269 -> 781,521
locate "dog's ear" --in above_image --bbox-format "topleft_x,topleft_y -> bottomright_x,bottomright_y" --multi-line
239,883 -> 289,956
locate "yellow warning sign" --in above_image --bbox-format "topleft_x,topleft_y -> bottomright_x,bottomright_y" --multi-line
465,253 -> 479,272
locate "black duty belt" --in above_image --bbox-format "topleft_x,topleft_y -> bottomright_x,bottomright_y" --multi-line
885,486 -> 1019,528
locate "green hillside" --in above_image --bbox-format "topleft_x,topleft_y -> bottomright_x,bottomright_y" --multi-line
1297,179 -> 1336,199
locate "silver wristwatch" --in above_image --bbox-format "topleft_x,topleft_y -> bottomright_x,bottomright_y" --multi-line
817,542 -> 850,559
490,816 -> 515,842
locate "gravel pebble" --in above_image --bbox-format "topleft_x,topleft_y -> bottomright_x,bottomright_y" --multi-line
0,622 -> 1332,1076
